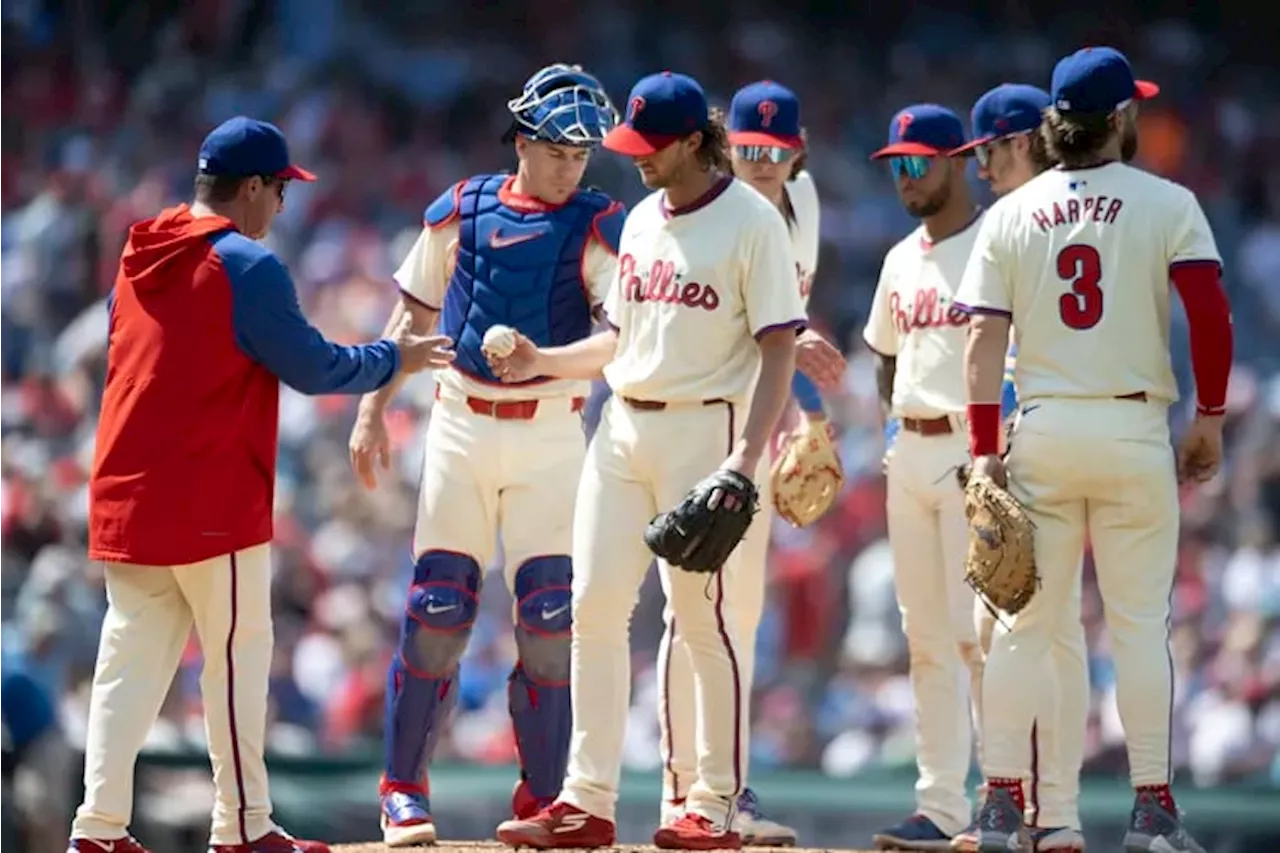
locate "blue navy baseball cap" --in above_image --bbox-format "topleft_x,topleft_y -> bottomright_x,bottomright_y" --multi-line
727,80 -> 803,149
870,104 -> 966,160
603,71 -> 708,156
1050,46 -> 1159,115
197,116 -> 316,182
952,84 -> 1051,156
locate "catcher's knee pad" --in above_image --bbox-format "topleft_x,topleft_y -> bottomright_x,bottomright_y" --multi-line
400,550 -> 482,677
511,555 -> 573,685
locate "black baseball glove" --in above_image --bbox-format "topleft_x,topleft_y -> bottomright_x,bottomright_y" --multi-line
644,469 -> 760,574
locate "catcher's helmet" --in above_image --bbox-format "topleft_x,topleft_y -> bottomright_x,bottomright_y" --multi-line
506,63 -> 618,147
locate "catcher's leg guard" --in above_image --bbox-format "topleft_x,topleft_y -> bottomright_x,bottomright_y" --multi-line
383,550 -> 481,784
508,555 -> 573,803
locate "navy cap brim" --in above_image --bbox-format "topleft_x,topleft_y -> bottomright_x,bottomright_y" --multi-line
870,141 -> 951,160
727,130 -> 803,149
278,164 -> 317,182
602,124 -> 681,156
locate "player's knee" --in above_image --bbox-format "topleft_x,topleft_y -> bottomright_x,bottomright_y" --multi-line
513,556 -> 572,685
401,550 -> 482,677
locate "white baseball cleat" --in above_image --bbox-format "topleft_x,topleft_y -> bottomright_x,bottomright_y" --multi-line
734,788 -> 798,846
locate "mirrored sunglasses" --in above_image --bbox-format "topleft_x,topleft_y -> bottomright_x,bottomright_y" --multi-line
974,132 -> 1031,168
735,145 -> 796,164
888,155 -> 931,181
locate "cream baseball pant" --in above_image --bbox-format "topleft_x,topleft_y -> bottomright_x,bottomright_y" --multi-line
884,422 -> 984,836
560,396 -> 750,826
72,543 -> 277,846
977,592 -> 1088,829
983,397 -> 1179,793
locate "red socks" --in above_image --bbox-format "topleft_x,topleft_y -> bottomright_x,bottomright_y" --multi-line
1136,784 -> 1177,813
986,777 -> 1025,813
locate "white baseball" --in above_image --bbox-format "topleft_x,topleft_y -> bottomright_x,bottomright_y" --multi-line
482,324 -> 518,358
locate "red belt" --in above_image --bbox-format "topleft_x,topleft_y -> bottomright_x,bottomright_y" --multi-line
620,397 -> 729,411
437,388 -> 585,420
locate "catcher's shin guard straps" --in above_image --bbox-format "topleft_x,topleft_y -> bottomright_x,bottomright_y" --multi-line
509,556 -> 574,801
384,550 -> 480,783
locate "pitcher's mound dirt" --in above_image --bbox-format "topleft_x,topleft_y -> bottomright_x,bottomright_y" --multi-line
332,843 -> 874,853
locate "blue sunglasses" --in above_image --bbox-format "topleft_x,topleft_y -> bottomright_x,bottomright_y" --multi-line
735,145 -> 796,164
888,155 -> 932,180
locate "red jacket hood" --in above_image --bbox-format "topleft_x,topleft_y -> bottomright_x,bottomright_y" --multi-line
120,204 -> 238,291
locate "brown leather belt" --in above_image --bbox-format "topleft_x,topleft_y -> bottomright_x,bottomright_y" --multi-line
901,415 -> 954,436
438,387 -> 585,420
620,396 -> 729,411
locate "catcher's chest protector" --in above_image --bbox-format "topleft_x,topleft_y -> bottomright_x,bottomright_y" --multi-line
438,174 -> 608,383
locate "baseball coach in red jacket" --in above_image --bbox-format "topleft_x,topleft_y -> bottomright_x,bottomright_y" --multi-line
69,117 -> 454,853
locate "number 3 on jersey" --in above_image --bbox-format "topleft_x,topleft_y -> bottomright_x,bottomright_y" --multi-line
1057,244 -> 1103,330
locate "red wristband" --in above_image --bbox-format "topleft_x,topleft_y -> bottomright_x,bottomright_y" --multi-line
1196,404 -> 1226,417
967,403 -> 1002,457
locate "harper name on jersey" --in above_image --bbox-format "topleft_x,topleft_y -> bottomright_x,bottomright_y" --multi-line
1029,192 -> 1124,233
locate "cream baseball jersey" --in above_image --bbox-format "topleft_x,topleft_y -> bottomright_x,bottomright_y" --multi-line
863,213 -> 984,418
602,177 -> 806,403
787,170 -> 820,307
955,163 -> 1221,404
395,219 -> 618,400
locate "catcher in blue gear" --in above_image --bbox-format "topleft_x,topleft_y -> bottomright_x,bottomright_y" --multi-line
348,63 -> 625,847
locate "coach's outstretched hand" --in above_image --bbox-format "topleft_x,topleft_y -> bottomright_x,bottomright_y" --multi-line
392,314 -> 455,374
487,331 -> 543,383
1177,414 -> 1224,484
795,329 -> 845,390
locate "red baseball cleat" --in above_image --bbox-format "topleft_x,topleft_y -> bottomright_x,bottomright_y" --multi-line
512,778 -> 554,820
496,801 -> 616,848
68,837 -> 153,853
208,830 -> 330,853
653,812 -> 742,850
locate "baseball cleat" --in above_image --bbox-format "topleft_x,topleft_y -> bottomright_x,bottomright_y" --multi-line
950,820 -> 980,851
512,778 -> 554,821
380,785 -> 438,847
208,830 -> 330,852
873,813 -> 955,851
1030,826 -> 1085,851
1121,792 -> 1205,853
661,798 -> 687,826
653,812 -> 742,850
734,788 -> 798,846
68,837 -> 153,853
975,789 -> 1031,853
496,801 -> 616,848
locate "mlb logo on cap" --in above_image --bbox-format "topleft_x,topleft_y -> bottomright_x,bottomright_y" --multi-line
870,104 -> 966,160
727,80 -> 803,149
952,83 -> 1051,156
1050,46 -> 1159,114
603,71 -> 709,156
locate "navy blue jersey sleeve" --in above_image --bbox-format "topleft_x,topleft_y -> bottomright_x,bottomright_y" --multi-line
224,247 -> 400,395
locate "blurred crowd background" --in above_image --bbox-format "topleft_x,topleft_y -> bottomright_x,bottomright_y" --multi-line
4,0 -> 1280,843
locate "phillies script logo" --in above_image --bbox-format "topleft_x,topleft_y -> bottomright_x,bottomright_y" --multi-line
757,99 -> 778,128
796,262 -> 814,299
619,253 -> 719,311
890,288 -> 968,335
628,96 -> 646,122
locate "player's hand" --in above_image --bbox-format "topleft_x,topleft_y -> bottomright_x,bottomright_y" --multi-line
1177,414 -> 1224,484
795,329 -> 845,390
349,409 -> 391,490
392,314 -> 455,374
487,331 -> 543,383
970,453 -> 1007,488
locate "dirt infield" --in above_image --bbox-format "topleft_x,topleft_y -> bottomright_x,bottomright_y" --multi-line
332,844 -> 876,853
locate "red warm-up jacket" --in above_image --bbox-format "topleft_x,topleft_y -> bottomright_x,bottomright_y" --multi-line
90,205 -> 400,566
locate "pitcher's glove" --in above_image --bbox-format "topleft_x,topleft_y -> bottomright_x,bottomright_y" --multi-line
960,472 -> 1038,615
644,469 -> 759,574
771,418 -> 844,527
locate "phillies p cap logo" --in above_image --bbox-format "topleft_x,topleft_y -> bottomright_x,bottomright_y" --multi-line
896,111 -> 915,140
757,99 -> 778,129
628,96 -> 646,123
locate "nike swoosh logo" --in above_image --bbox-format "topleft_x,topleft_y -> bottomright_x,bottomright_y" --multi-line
542,604 -> 570,620
489,229 -> 546,249
425,602 -> 458,614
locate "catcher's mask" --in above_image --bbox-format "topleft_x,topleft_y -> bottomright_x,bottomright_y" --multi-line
504,63 -> 619,148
